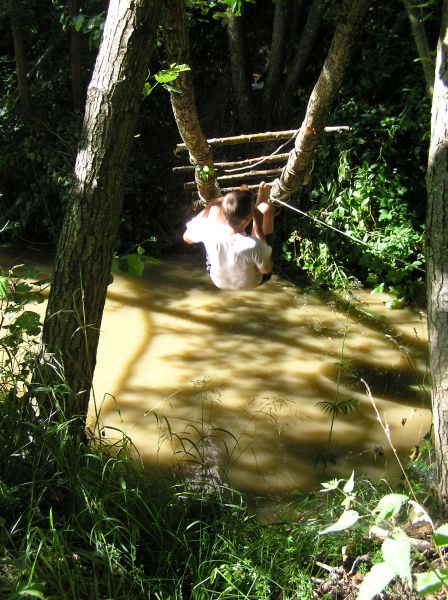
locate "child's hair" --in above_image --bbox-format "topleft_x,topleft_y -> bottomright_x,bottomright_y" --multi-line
222,190 -> 254,228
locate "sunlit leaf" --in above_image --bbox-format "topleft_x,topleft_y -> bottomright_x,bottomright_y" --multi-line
374,494 -> 408,523
320,509 -> 360,534
433,523 -> 448,548
0,276 -> 11,298
415,569 -> 448,595
155,70 -> 180,83
343,471 -> 355,494
320,478 -> 342,492
382,530 -> 412,586
357,562 -> 396,600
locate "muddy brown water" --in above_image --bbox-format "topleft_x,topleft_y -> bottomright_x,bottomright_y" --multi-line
1,249 -> 431,497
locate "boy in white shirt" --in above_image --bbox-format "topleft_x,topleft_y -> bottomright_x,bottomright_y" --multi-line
183,182 -> 275,290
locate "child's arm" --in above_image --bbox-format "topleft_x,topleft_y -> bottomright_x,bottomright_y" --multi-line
252,209 -> 267,244
183,197 -> 224,244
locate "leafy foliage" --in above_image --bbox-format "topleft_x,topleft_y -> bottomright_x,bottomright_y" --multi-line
321,473 -> 448,598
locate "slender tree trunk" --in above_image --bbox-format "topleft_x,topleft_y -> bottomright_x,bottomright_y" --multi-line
41,0 -> 163,420
426,0 -> 448,511
227,11 -> 256,132
163,0 -> 220,200
261,0 -> 290,128
271,0 -> 371,203
279,0 -> 323,123
69,0 -> 85,111
8,0 -> 32,119
403,0 -> 435,98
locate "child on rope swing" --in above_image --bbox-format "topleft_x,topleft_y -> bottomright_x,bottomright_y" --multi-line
183,181 -> 275,290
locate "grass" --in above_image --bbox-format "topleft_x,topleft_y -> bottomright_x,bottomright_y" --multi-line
2,384 -> 390,599
2,386 -> 408,600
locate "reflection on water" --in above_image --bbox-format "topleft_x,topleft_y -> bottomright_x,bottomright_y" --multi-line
1,250 -> 431,495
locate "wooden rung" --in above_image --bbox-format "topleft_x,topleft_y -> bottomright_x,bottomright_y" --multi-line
183,168 -> 283,190
174,126 -> 351,154
192,184 -> 262,200
172,153 -> 290,174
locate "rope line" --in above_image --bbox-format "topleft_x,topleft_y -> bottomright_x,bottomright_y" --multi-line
222,130 -> 299,174
273,197 -> 425,274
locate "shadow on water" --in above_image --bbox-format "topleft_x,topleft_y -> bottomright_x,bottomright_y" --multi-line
89,253 -> 431,495
0,248 -> 431,495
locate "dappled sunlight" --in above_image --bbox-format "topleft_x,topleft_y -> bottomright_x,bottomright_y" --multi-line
0,248 -> 429,494
91,254 -> 431,494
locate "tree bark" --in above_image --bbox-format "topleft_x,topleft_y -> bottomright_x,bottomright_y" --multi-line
8,0 -> 32,119
279,0 -> 323,123
403,0 -> 435,98
41,0 -> 163,420
69,0 -> 85,111
162,0 -> 220,201
270,0 -> 371,203
227,11 -> 256,132
426,0 -> 448,510
261,0 -> 290,128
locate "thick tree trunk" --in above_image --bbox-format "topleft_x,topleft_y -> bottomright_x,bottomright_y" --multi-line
261,0 -> 290,128
403,0 -> 435,98
8,0 -> 32,119
41,0 -> 163,420
279,0 -> 323,124
271,0 -> 371,203
227,11 -> 256,132
69,0 -> 85,111
163,0 -> 220,201
426,0 -> 448,511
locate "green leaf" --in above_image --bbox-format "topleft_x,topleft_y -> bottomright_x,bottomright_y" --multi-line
415,569 -> 448,595
433,523 -> 448,548
112,254 -> 144,277
15,282 -> 32,293
72,14 -> 85,31
374,494 -> 408,523
162,83 -> 181,94
18,591 -> 45,598
13,311 -> 41,336
382,530 -> 412,586
320,509 -> 360,534
143,82 -> 153,96
357,562 -> 396,600
0,276 -> 11,299
320,478 -> 342,492
155,70 -> 180,83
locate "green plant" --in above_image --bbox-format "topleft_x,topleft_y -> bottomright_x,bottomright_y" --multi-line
111,238 -> 160,277
319,380 -> 446,598
143,63 -> 191,97
320,472 -> 448,599
316,302 -> 359,475
283,155 -> 425,301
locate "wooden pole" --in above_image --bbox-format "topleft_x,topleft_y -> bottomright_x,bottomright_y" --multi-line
173,152 -> 290,174
174,126 -> 351,154
183,168 -> 283,190
192,184 -> 261,200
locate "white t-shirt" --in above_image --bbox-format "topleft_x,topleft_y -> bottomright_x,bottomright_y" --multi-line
185,215 -> 272,290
